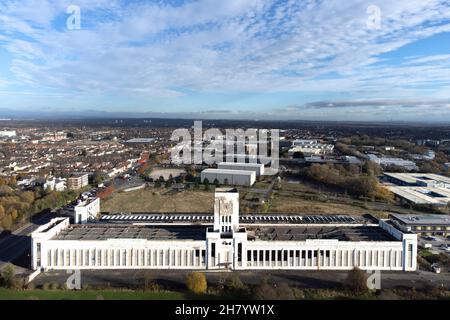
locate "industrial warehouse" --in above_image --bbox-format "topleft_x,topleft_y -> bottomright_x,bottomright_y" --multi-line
201,168 -> 256,186
200,162 -> 265,186
31,188 -> 417,272
383,172 -> 450,206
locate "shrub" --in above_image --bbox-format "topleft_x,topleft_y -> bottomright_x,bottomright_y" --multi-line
185,272 -> 207,295
275,282 -> 294,300
253,283 -> 277,300
50,282 -> 60,290
225,274 -> 245,292
345,267 -> 368,293
143,272 -> 160,291
26,282 -> 36,290
0,263 -> 15,288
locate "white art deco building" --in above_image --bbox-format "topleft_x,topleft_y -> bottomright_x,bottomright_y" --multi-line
32,188 -> 417,272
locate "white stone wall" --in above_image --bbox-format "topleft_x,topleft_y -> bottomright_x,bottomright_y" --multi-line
37,239 -> 207,270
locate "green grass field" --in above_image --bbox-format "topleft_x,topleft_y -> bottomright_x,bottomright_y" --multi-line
0,288 -> 185,300
102,189 -> 214,213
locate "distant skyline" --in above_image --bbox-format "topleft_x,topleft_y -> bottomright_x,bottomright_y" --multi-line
1,0 -> 450,122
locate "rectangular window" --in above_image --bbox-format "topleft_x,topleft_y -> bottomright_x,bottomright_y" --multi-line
36,243 -> 41,267
237,243 -> 242,262
211,243 -> 216,257
201,250 -> 206,264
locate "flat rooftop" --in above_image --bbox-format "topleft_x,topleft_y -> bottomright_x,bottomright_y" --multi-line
125,138 -> 155,143
218,162 -> 264,168
248,225 -> 398,242
390,213 -> 450,226
387,186 -> 450,205
384,172 -> 450,185
202,168 -> 256,176
100,213 -> 370,225
52,224 -> 207,241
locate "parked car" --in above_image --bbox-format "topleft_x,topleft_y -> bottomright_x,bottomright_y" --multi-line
431,263 -> 441,274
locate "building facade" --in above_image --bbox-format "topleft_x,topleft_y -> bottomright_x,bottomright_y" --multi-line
67,173 -> 89,190
217,162 -> 265,176
74,197 -> 101,224
390,213 -> 450,237
32,188 -> 417,272
201,169 -> 256,186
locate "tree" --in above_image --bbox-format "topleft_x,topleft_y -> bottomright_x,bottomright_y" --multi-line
92,172 -> 104,186
345,267 -> 367,293
0,263 -> 15,288
213,178 -> 220,187
363,161 -> 382,176
203,178 -> 210,191
1,214 -> 13,230
185,272 -> 207,295
10,209 -> 18,221
224,178 -> 229,186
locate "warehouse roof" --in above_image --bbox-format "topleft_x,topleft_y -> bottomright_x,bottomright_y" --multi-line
52,224 -> 206,241
248,225 -> 397,242
202,168 -> 256,176
384,172 -> 450,185
387,186 -> 450,205
218,162 -> 264,168
390,213 -> 450,226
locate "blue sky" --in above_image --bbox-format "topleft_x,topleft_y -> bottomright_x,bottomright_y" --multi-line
1,0 -> 450,121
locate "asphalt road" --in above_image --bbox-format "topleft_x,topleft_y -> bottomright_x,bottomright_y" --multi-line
0,212 -> 55,272
33,269 -> 450,291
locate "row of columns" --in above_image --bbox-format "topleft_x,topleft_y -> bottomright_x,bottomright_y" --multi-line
245,248 -> 403,269
45,248 -> 206,268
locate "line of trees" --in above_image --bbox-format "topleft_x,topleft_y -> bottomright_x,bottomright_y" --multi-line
302,162 -> 393,200
0,182 -> 80,231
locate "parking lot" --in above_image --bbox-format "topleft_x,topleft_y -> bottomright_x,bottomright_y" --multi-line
419,235 -> 450,255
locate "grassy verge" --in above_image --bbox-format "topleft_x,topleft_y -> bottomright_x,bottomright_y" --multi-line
0,288 -> 185,300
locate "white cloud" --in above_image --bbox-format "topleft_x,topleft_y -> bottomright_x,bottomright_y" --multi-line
0,0 -> 449,105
